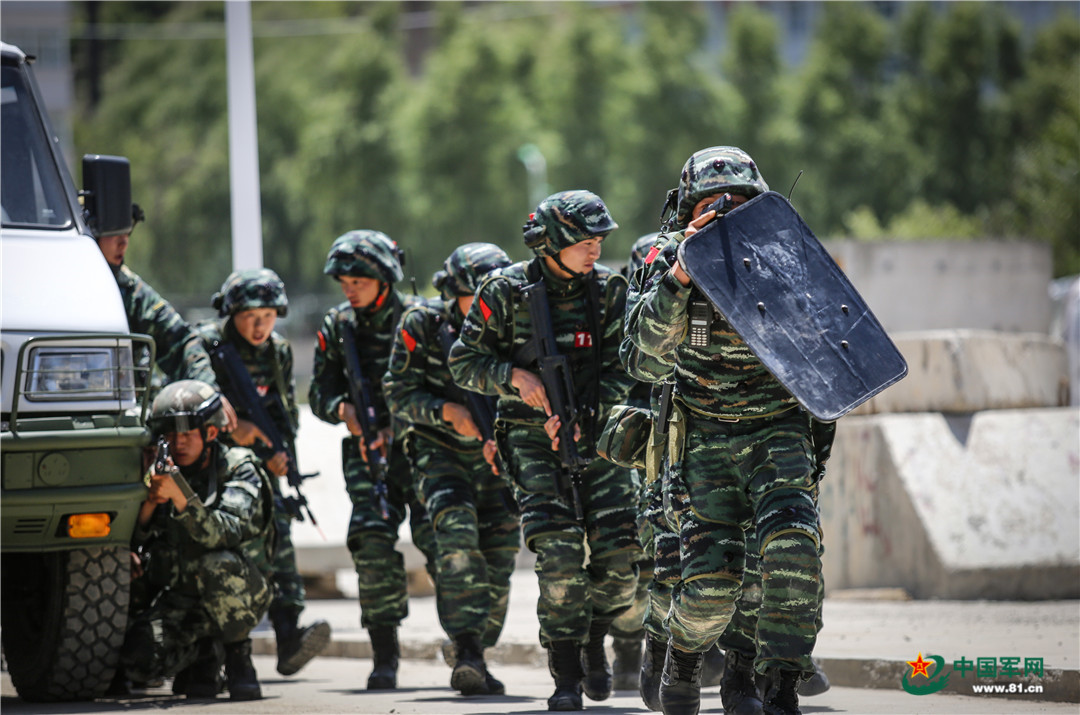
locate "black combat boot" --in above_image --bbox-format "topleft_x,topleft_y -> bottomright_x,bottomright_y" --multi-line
224,639 -> 262,701
720,650 -> 764,715
658,643 -> 704,715
611,635 -> 643,691
450,633 -> 487,695
173,638 -> 224,698
582,617 -> 614,701
547,640 -> 584,711
270,606 -> 332,676
701,645 -> 726,687
639,632 -> 667,712
797,659 -> 830,697
761,668 -> 802,715
367,626 -> 400,690
484,666 -> 506,695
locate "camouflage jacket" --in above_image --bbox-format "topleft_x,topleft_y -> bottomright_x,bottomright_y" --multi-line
448,258 -> 634,452
133,442 -> 276,593
309,290 -> 418,432
384,297 -> 487,452
195,318 -> 298,462
113,264 -> 218,387
623,230 -> 797,419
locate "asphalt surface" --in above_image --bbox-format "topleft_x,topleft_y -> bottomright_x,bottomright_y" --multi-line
3,656 -> 1079,715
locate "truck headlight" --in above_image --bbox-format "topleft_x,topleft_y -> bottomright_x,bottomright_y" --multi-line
24,347 -> 134,401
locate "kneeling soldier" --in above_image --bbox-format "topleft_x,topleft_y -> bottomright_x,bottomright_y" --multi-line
120,380 -> 276,700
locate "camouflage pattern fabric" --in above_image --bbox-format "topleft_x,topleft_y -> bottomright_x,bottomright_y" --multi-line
406,432 -> 519,646
522,190 -> 619,257
309,290 -> 437,628
673,146 -> 769,228
196,318 -> 305,612
623,227 -> 822,679
384,296 -> 520,645
322,230 -> 404,283
503,425 -> 641,645
112,263 -> 218,389
449,257 -> 642,646
121,442 -> 275,682
212,268 -> 289,318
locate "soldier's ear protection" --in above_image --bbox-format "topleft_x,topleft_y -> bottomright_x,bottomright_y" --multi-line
523,213 -> 547,251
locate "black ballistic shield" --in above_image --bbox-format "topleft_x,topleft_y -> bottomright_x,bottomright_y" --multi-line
677,191 -> 907,421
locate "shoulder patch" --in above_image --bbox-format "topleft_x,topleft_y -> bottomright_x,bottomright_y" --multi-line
478,297 -> 493,322
644,245 -> 662,265
317,329 -> 327,352
401,328 -> 417,352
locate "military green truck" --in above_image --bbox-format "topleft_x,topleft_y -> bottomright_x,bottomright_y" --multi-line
1,41 -> 154,701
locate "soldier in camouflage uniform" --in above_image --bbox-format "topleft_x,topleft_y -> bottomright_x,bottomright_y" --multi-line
120,380 -> 275,701
383,243 -> 521,697
606,233 -> 661,693
308,230 -> 437,690
449,191 -> 643,712
93,213 -> 237,427
196,269 -> 332,677
623,147 -> 826,715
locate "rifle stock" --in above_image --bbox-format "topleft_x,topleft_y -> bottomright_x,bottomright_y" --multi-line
208,342 -> 319,528
340,322 -> 391,521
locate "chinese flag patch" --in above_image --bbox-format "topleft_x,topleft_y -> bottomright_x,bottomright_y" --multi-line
317,330 -> 327,352
479,297 -> 493,322
401,328 -> 417,352
644,245 -> 661,265
574,332 -> 593,348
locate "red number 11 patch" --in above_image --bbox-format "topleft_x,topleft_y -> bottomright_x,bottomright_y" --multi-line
574,332 -> 593,348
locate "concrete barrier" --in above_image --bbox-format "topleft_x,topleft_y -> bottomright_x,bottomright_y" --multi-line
821,408 -> 1080,599
853,330 -> 1068,415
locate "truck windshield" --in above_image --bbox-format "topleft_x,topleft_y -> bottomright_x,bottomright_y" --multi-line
1,62 -> 73,229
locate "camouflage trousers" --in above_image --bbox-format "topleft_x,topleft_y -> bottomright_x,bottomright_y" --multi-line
665,407 -> 822,677
504,424 -> 643,646
641,473 -> 681,641
407,432 -> 521,647
341,437 -> 437,629
610,468 -> 653,641
269,475 -> 305,612
120,549 -> 272,683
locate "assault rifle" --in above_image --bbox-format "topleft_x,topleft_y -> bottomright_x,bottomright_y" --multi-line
436,319 -> 505,475
521,279 -> 588,521
208,342 -> 320,530
340,322 -> 391,520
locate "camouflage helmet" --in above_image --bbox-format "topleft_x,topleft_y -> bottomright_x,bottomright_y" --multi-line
211,268 -> 288,318
625,232 -> 660,278
432,242 -> 512,302
674,146 -> 769,228
323,230 -> 404,283
148,380 -> 227,434
522,190 -> 618,257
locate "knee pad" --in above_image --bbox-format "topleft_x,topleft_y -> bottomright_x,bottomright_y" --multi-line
756,487 -> 820,553
432,505 -> 480,552
349,533 -> 398,567
760,530 -> 820,610
679,518 -> 745,590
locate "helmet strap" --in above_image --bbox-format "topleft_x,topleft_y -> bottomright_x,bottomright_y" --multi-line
548,252 -> 584,280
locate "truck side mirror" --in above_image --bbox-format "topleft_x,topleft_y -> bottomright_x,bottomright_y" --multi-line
82,154 -> 133,238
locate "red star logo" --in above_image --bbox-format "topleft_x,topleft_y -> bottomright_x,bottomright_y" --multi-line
907,653 -> 932,679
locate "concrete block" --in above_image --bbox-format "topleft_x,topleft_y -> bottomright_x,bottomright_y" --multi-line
821,408 -> 1080,599
853,330 -> 1068,415
825,240 -> 1053,334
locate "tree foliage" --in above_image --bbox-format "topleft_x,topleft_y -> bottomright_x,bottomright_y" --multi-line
70,0 -> 1079,301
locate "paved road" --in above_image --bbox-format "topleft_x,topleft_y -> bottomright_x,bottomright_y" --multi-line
3,655 -> 1078,715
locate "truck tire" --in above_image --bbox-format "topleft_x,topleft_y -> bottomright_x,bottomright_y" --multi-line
1,545 -> 131,701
